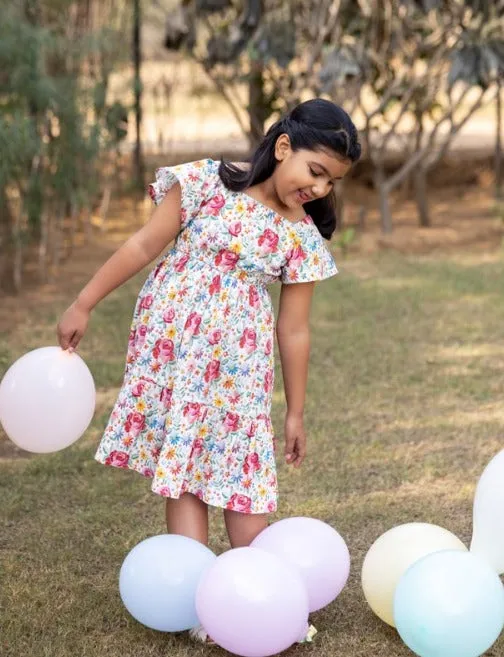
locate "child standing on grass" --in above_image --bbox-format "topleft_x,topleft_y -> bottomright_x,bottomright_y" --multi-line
57,98 -> 360,643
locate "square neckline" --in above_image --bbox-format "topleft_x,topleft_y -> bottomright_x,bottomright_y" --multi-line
238,191 -> 312,227
208,158 -> 312,227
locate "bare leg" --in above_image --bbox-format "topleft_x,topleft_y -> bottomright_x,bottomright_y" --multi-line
165,493 -> 209,545
224,509 -> 268,548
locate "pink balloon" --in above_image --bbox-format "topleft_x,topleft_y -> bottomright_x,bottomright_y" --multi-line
196,547 -> 308,657
251,517 -> 350,612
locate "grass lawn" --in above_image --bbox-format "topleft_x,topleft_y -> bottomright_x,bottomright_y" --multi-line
1,230 -> 504,657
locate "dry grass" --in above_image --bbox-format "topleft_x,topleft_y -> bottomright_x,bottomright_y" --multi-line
1,191 -> 504,657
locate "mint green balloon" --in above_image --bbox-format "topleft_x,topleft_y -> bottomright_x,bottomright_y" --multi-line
394,550 -> 504,657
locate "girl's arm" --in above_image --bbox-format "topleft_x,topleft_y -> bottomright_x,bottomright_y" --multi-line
276,281 -> 315,467
57,183 -> 183,350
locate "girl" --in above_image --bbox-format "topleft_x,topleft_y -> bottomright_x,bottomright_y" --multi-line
57,98 -> 361,643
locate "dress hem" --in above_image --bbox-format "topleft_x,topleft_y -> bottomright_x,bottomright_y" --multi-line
94,453 -> 277,515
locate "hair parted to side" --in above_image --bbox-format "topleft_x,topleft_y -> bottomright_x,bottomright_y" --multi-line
218,98 -> 361,239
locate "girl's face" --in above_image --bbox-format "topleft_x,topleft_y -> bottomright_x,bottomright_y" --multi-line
272,135 -> 351,211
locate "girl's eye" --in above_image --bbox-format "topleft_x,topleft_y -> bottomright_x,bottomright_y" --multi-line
309,167 -> 321,177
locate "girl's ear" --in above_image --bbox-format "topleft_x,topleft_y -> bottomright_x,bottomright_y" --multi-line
274,133 -> 292,162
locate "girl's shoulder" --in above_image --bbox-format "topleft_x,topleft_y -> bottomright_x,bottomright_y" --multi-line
169,157 -> 219,178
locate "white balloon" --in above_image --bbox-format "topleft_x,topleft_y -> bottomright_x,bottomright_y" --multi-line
0,346 -> 95,453
362,522 -> 467,627
470,450 -> 504,574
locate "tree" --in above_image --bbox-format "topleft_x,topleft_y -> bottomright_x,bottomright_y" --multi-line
0,0 -> 131,293
133,0 -> 145,190
319,0 -> 503,231
163,0 -> 332,147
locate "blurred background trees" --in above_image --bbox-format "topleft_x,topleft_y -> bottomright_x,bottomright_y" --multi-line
1,0 -> 503,293
0,0 -> 131,293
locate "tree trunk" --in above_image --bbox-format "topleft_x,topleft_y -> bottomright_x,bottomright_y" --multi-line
496,78 -> 502,200
66,196 -> 79,259
374,167 -> 393,233
38,207 -> 49,282
414,167 -> 431,227
25,0 -> 43,240
334,179 -> 345,229
248,58 -> 267,150
133,0 -> 144,191
0,186 -> 15,293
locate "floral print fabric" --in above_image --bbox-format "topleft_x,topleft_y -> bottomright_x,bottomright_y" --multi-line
95,159 -> 338,513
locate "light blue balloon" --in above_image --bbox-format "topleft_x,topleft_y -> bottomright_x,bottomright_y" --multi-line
119,534 -> 216,632
394,549 -> 504,657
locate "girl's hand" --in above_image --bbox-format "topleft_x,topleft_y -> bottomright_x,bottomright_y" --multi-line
284,413 -> 307,468
57,300 -> 90,351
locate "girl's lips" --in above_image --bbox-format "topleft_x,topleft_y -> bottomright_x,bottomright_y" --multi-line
297,190 -> 311,203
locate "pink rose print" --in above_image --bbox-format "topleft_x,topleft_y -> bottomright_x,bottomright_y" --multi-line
267,501 -> 276,512
207,193 -> 226,215
246,421 -> 257,438
215,249 -> 239,272
239,328 -> 257,354
174,253 -> 190,272
148,184 -> 156,202
191,439 -> 204,457
160,387 -> 173,409
152,338 -> 175,363
204,360 -> 221,382
157,485 -> 171,496
209,275 -> 221,295
223,412 -> 240,433
286,245 -> 306,269
185,312 -> 202,336
226,493 -> 252,513
264,339 -> 272,356
124,411 -> 146,437
228,221 -> 242,236
249,285 -> 259,309
139,294 -> 153,310
183,402 -> 202,423
153,261 -> 164,278
243,452 -> 261,475
128,329 -> 136,347
163,307 -> 175,323
258,228 -> 279,254
105,450 -> 130,468
131,381 -> 146,397
143,468 -> 154,478
207,329 -> 222,345
135,324 -> 148,348
264,370 -> 273,393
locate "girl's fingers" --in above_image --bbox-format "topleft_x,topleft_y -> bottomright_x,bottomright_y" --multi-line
69,331 -> 80,351
293,438 -> 306,468
285,435 -> 295,462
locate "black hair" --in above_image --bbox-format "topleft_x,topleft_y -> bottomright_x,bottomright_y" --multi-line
218,99 -> 361,240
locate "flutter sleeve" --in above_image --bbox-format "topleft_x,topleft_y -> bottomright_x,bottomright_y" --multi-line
148,158 -> 218,230
281,224 -> 339,284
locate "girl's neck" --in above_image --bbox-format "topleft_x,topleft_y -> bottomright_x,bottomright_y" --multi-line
246,178 -> 303,222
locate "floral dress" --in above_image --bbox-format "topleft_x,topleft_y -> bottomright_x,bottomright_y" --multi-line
95,159 -> 338,514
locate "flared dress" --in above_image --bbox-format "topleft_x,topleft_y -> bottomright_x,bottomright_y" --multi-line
95,159 -> 338,513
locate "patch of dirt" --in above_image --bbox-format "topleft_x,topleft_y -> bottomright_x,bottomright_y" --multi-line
343,175 -> 503,256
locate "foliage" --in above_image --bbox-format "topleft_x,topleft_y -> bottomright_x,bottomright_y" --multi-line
0,1 -> 131,293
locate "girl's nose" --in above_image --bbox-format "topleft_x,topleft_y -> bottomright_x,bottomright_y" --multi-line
311,181 -> 330,198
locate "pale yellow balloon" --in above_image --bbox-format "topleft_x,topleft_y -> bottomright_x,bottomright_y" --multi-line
361,522 -> 467,627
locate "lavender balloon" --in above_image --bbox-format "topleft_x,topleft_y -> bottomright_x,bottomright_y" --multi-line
252,517 -> 350,612
196,547 -> 309,657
